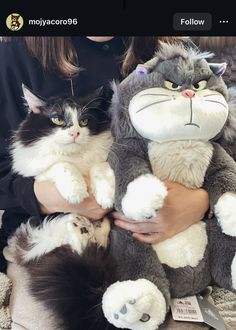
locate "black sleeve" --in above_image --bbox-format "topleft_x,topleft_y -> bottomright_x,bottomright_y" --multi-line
0,40 -> 41,217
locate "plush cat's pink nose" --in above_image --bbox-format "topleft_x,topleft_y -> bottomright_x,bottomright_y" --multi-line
69,130 -> 80,138
182,89 -> 196,98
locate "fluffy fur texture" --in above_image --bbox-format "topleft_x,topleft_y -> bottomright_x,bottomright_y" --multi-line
7,43 -> 236,330
29,244 -> 119,330
10,86 -> 115,207
6,214 -> 170,330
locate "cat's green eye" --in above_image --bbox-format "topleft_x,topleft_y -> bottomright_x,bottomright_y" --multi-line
192,80 -> 207,91
164,80 -> 182,91
51,117 -> 65,126
79,119 -> 89,127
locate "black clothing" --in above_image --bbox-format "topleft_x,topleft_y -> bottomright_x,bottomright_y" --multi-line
0,37 -> 126,271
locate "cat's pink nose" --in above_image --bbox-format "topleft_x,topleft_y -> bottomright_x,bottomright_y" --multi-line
69,130 -> 80,138
182,89 -> 196,98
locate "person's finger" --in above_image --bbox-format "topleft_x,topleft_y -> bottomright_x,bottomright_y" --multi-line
111,211 -> 131,221
112,211 -> 161,223
132,232 -> 168,244
115,220 -> 160,233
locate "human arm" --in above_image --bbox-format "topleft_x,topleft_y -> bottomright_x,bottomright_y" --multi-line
0,40 -> 42,217
34,179 -> 111,220
113,180 -> 209,243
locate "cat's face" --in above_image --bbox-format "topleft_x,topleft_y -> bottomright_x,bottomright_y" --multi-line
17,86 -> 111,152
116,44 -> 229,142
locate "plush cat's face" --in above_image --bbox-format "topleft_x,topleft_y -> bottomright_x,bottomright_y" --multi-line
114,44 -> 229,142
17,86 -> 111,152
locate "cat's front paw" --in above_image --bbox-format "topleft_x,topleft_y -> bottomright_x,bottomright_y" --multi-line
54,168 -> 88,204
39,163 -> 89,204
121,174 -> 167,220
102,279 -> 167,330
90,162 -> 115,209
215,192 -> 236,237
60,179 -> 89,204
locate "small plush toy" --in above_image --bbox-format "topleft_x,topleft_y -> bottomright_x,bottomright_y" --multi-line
5,43 -> 236,330
0,272 -> 12,329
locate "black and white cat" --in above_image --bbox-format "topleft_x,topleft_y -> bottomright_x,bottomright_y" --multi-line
11,85 -> 115,208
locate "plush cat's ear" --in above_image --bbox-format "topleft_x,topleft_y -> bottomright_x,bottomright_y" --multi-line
135,56 -> 160,77
209,62 -> 227,76
22,84 -> 46,114
136,64 -> 149,76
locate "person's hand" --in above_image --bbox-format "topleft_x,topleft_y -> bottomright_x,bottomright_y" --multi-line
113,180 -> 209,243
34,177 -> 111,220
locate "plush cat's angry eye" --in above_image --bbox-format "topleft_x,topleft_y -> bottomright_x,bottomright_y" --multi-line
51,117 -> 65,126
79,119 -> 89,127
192,80 -> 207,91
164,80 -> 182,91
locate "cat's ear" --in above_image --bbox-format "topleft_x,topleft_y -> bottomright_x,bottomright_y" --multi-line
22,84 -> 46,114
209,62 -> 227,76
94,84 -> 113,100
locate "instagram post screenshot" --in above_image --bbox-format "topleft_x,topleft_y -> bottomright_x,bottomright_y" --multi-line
0,2 -> 236,330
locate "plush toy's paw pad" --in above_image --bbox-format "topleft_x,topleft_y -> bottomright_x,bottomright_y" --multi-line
66,214 -> 95,253
215,192 -> 236,237
102,279 -> 167,330
121,174 -> 167,221
231,253 -> 236,290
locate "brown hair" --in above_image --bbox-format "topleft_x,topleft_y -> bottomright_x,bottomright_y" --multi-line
192,36 -> 236,50
1,36 -> 187,77
121,36 -> 187,76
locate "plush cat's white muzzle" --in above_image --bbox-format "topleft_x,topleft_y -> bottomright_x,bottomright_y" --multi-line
129,87 -> 228,143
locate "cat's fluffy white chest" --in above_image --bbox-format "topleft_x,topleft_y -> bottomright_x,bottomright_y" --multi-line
148,140 -> 213,188
12,131 -> 112,177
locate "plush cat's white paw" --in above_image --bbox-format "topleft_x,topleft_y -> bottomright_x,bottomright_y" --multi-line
102,279 -> 167,330
66,214 -> 95,253
90,162 -> 115,208
121,174 -> 167,220
215,192 -> 236,237
231,253 -> 236,290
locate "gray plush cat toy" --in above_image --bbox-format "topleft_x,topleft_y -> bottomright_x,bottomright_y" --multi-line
102,42 -> 236,329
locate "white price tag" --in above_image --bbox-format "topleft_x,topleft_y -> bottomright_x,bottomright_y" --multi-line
170,296 -> 204,322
